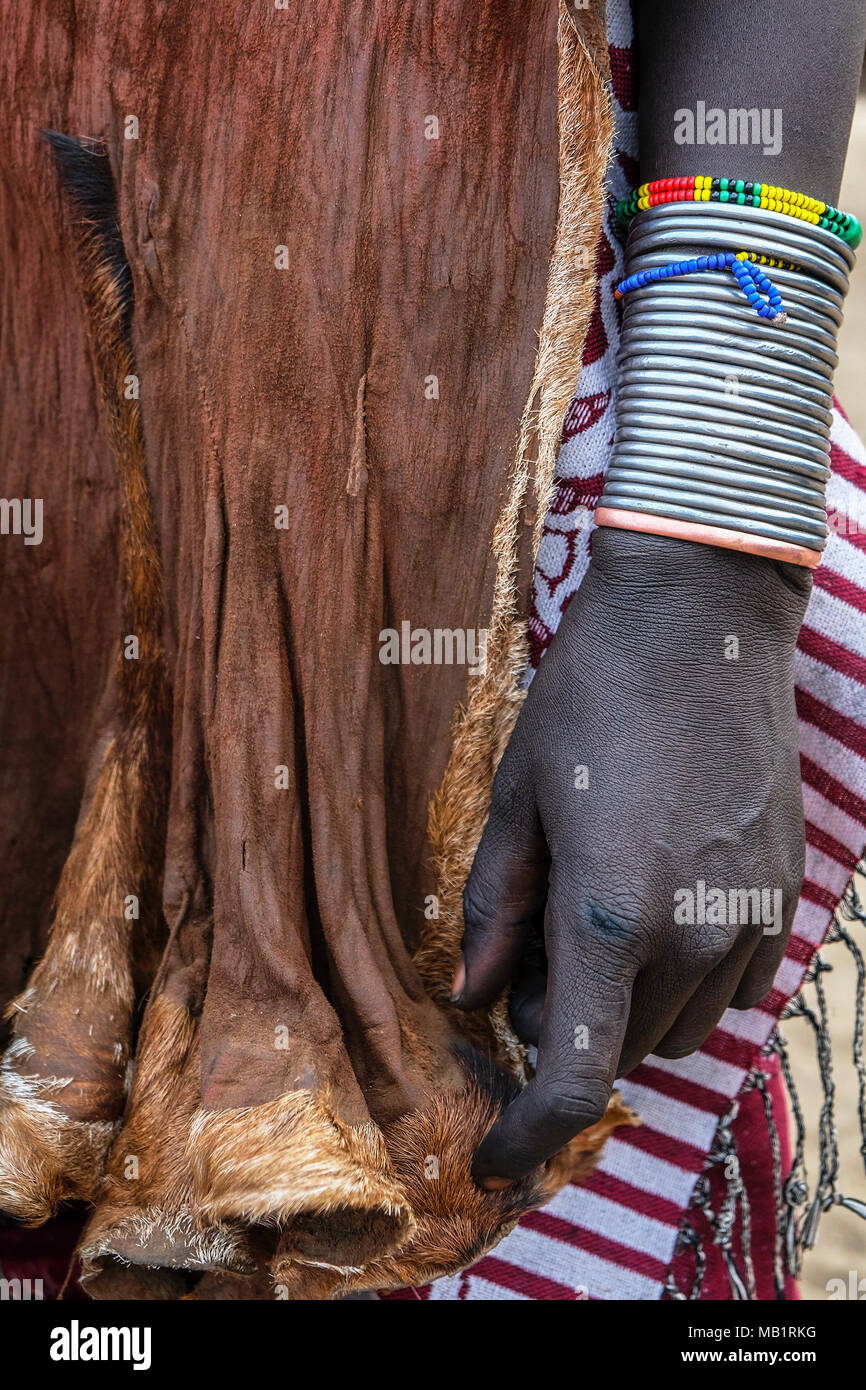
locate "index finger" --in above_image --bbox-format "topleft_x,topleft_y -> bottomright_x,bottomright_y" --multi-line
471,880 -> 636,1185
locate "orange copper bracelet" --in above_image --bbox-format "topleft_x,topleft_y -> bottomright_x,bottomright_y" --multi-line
593,506 -> 823,569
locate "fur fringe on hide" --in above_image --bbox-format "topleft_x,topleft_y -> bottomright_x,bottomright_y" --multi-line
83,998 -> 636,1299
82,991 -> 412,1296
0,135 -> 171,1220
79,992 -> 257,1298
265,1081 -> 636,1299
0,1041 -> 114,1224
187,1098 -> 414,1267
329,1080 -> 637,1296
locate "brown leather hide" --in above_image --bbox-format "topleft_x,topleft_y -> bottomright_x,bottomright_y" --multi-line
0,0 -> 628,1297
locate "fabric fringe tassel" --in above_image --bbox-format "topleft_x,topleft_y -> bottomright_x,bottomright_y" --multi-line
666,860 -> 866,1300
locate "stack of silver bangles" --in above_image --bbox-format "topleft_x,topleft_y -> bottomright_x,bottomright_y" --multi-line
598,200 -> 854,556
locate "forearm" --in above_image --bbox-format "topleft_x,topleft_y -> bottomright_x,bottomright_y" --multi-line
637,0 -> 866,204
598,0 -> 866,597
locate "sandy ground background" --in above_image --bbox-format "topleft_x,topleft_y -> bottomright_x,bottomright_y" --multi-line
784,94 -> 866,1300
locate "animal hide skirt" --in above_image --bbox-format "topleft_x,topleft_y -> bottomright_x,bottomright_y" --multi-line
0,1 -> 638,1297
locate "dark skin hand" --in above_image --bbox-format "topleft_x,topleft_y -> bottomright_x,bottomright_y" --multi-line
456,529 -> 809,1183
456,0 -> 866,1185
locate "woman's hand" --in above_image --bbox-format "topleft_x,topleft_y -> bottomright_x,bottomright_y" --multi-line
454,526 -> 811,1185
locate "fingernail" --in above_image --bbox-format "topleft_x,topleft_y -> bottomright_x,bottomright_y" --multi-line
479,1176 -> 512,1192
449,954 -> 466,1002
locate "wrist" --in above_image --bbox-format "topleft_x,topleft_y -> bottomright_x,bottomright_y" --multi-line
578,524 -> 811,652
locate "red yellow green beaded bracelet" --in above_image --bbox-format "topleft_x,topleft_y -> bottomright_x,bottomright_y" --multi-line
616,176 -> 862,248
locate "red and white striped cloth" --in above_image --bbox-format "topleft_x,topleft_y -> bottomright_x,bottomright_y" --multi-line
390,0 -> 866,1301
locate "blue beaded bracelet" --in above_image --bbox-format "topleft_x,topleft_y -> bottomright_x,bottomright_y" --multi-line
614,251 -> 787,323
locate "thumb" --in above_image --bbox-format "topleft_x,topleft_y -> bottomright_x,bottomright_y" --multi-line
453,750 -> 548,1011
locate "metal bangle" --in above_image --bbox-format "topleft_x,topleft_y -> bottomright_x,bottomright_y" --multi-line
614,425 -> 828,480
615,313 -> 838,372
616,358 -> 834,419
611,435 -> 829,484
617,334 -> 834,388
623,236 -> 849,298
606,454 -> 827,508
621,282 -> 841,340
623,286 -> 842,341
624,272 -> 844,326
607,476 -> 827,527
620,306 -> 839,365
615,395 -> 829,453
600,201 -> 850,554
625,225 -> 852,294
600,478 -> 828,530
598,493 -> 828,548
629,199 -> 856,270
627,209 -> 854,283
616,354 -> 833,415
615,374 -> 832,434
602,482 -> 828,535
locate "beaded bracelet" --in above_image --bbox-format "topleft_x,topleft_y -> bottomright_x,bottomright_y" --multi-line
614,252 -> 787,323
616,176 -> 862,248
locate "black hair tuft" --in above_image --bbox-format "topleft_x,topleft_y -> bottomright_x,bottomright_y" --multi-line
42,130 -> 133,314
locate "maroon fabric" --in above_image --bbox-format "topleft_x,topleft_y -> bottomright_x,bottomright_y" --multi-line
0,1216 -> 86,1301
665,1058 -> 799,1301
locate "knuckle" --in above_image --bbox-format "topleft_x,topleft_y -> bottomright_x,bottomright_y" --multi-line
732,975 -> 775,1011
772,831 -> 805,907
654,1035 -> 704,1061
508,992 -> 543,1046
462,876 -> 529,941
489,744 -> 531,819
784,867 -> 805,909
549,897 -> 641,972
684,936 -> 731,976
462,879 -> 496,935
542,1080 -> 610,1133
